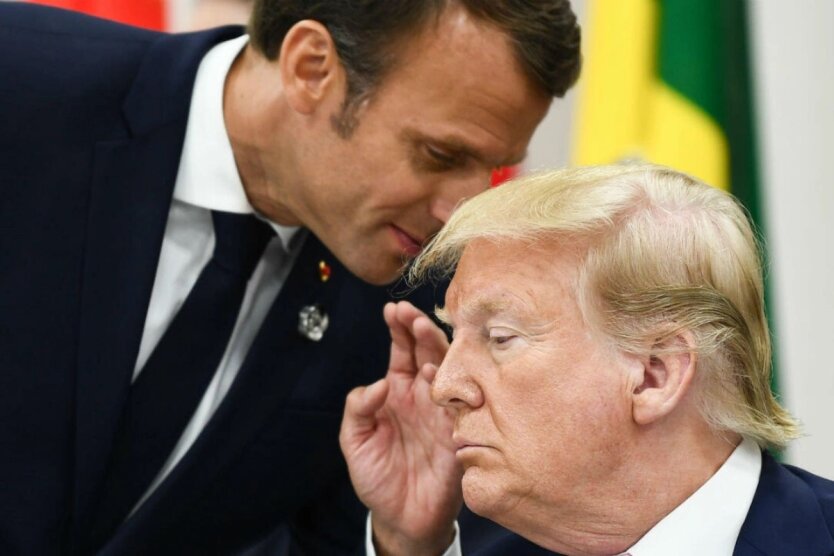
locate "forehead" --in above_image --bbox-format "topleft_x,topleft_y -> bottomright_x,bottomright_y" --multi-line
365,5 -> 551,163
443,239 -> 582,323
389,7 -> 537,104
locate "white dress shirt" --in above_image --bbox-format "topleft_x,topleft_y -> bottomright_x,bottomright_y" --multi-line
365,513 -> 462,556
130,34 -> 303,514
404,437 -> 762,556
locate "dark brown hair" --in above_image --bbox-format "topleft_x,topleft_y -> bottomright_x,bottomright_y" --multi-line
249,0 -> 581,131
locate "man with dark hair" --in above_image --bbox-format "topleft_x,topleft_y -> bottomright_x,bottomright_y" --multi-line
0,0 -> 579,554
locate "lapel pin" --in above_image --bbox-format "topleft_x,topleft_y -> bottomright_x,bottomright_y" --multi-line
318,260 -> 332,282
298,304 -> 329,342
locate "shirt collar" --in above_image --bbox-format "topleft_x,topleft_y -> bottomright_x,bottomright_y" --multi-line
173,34 -> 299,252
625,437 -> 762,556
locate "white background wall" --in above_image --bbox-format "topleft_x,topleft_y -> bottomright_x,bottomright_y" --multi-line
527,0 -> 834,477
750,0 -> 834,477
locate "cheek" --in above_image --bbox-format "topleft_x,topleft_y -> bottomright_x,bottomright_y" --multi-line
540,389 -> 630,488
495,369 -> 628,464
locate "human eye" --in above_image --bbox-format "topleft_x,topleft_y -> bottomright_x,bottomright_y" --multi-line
488,327 -> 518,347
424,144 -> 464,170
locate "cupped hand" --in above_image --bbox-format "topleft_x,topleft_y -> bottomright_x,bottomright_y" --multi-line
340,301 -> 462,556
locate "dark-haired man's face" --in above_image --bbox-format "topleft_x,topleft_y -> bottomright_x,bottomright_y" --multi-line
270,6 -> 551,285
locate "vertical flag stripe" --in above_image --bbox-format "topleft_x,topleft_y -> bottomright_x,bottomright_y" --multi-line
644,82 -> 728,190
657,0 -> 724,124
573,0 -> 728,190
573,0 -> 657,165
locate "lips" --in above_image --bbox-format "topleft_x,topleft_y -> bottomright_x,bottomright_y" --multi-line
452,434 -> 487,453
391,225 -> 426,257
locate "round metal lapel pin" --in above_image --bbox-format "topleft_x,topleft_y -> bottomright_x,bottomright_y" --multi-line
298,304 -> 329,342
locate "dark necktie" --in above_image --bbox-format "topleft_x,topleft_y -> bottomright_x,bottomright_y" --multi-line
90,210 -> 274,546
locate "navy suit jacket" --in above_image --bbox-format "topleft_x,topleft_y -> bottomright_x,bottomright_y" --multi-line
0,5 -> 450,555
733,452 -> 834,555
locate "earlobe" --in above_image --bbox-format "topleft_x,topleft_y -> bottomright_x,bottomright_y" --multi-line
278,20 -> 343,115
631,331 -> 697,426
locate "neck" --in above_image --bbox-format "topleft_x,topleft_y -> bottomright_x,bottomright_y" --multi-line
517,424 -> 740,556
223,46 -> 301,226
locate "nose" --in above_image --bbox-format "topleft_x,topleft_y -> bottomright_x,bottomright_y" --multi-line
429,171 -> 493,224
431,340 -> 484,410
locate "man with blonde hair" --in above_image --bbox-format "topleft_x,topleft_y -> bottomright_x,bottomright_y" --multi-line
341,165 -> 834,555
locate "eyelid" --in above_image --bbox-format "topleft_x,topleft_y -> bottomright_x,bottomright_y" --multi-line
428,144 -> 458,162
488,326 -> 518,343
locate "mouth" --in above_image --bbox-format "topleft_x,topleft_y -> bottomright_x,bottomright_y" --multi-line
390,225 -> 426,257
453,435 -> 489,454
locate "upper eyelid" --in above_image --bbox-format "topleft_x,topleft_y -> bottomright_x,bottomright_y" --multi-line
426,144 -> 465,165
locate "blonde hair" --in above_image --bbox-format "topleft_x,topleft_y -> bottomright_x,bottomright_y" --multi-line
410,164 -> 800,450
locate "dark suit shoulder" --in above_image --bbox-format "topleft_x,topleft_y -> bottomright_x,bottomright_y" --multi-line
0,2 -> 158,45
781,461 -> 834,534
0,5 -> 159,144
0,2 -> 157,82
735,452 -> 834,555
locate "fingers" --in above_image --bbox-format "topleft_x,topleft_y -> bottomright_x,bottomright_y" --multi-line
387,301 -> 449,371
412,314 -> 449,370
347,378 -> 389,419
340,378 -> 390,452
385,302 -> 417,376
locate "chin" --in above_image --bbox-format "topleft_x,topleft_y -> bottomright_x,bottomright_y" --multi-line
345,258 -> 406,286
355,268 -> 403,286
461,468 -> 507,520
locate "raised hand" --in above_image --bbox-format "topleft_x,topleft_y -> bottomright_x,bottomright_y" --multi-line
340,301 -> 462,556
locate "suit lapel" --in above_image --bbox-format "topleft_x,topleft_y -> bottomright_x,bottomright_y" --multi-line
72,127 -> 182,546
103,233 -> 345,548
733,452 -> 834,555
71,25 -> 244,550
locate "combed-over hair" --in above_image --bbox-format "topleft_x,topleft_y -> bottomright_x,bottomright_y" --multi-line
410,164 -> 800,450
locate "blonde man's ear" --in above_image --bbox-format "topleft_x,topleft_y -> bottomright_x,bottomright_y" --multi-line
630,331 -> 698,426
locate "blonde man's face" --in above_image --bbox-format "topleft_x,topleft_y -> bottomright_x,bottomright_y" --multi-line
432,239 -> 642,544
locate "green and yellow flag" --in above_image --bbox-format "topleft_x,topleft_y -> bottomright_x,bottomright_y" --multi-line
573,0 -> 761,214
572,0 -> 776,389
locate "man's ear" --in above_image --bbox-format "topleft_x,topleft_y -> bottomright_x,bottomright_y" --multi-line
631,331 -> 697,426
278,20 -> 344,115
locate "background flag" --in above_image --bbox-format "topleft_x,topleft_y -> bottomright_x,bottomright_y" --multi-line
28,0 -> 164,30
572,0 -> 778,391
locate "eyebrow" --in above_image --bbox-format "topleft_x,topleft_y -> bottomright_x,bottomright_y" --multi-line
434,297 -> 516,328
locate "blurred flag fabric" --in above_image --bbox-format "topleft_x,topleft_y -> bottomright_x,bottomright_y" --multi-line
491,166 -> 519,187
572,0 -> 778,390
27,0 -> 165,30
